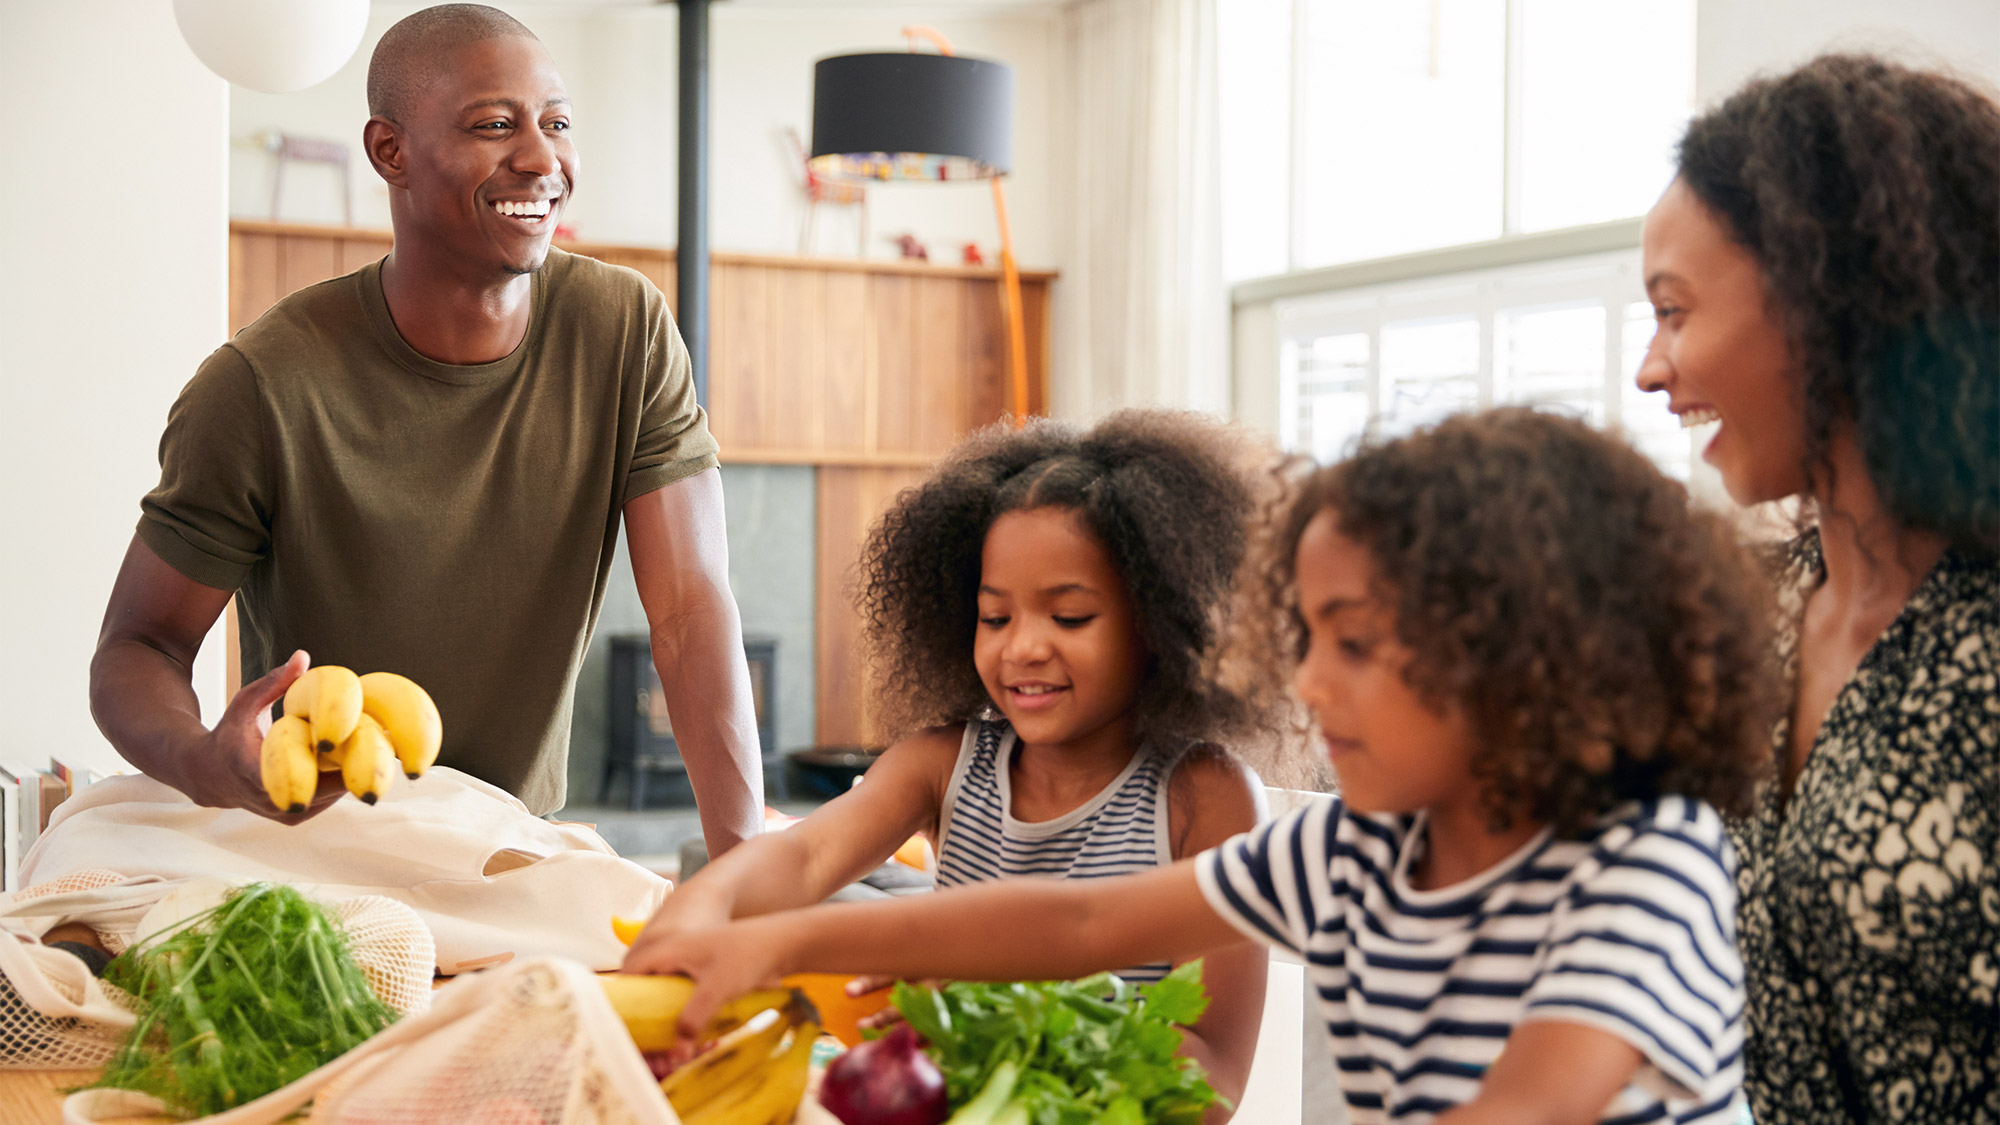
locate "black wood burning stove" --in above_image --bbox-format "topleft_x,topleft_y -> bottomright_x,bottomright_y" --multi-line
600,634 -> 781,809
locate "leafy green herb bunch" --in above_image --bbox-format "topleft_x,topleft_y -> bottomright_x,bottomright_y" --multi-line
94,882 -> 399,1118
888,960 -> 1223,1125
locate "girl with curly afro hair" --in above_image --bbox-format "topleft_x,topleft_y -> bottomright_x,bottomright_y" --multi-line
627,409 -> 1781,1125
1635,53 -> 2000,1124
626,410 -> 1286,1110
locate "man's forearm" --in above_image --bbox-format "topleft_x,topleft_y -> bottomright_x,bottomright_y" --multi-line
648,595 -> 764,857
89,637 -> 208,794
683,825 -> 833,917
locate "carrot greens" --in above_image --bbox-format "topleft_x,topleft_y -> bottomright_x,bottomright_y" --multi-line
91,882 -> 398,1118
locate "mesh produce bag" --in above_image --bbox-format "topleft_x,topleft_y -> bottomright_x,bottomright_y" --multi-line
60,957 -> 680,1125
0,871 -> 434,1071
0,929 -> 134,1070
0,869 -> 144,1067
326,894 -> 437,1019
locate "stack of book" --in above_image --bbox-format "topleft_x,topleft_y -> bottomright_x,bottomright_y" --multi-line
0,757 -> 113,891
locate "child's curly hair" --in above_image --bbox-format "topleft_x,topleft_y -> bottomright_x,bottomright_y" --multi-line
855,410 -> 1278,754
1231,409 -> 1780,833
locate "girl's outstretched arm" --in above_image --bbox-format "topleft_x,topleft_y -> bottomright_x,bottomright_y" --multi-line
629,858 -> 1248,1039
625,727 -> 960,944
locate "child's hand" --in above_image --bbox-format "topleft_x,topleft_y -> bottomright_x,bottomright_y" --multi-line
619,914 -> 792,1039
845,973 -> 898,997
849,975 -> 949,1033
625,883 -> 734,948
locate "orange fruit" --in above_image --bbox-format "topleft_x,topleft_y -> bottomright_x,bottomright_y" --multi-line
784,972 -> 894,1048
611,914 -> 646,946
892,834 -> 932,871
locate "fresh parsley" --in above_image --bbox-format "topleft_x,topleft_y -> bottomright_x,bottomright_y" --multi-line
888,960 -> 1225,1125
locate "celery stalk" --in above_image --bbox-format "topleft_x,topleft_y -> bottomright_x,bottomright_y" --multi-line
944,1060 -> 1020,1125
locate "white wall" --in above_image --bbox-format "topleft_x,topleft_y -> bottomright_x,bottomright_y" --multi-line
1696,0 -> 2000,104
229,3 -> 1061,268
1230,301 -> 1282,443
0,1 -> 233,778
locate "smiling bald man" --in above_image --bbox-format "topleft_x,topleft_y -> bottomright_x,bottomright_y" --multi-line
90,4 -> 764,855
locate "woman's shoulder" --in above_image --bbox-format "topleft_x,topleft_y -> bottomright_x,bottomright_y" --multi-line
1921,546 -> 2000,636
1869,545 -> 1999,725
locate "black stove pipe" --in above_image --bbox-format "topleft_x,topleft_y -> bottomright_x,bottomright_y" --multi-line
675,0 -> 711,408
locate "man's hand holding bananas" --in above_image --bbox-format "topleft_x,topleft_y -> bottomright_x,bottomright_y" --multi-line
262,665 -> 443,812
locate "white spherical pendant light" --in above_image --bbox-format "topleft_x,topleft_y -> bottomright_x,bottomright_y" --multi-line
173,0 -> 370,94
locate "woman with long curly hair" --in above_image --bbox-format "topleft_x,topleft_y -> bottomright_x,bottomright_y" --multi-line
629,409 -> 1782,1124
1635,53 -> 1999,1122
624,410 -> 1284,1113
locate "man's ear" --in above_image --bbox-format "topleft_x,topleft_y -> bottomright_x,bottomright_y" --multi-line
364,116 -> 409,188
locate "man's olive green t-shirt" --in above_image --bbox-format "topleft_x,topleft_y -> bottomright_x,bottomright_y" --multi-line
138,248 -> 720,814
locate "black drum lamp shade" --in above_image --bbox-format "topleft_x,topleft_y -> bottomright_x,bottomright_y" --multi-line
809,53 -> 1015,181
807,37 -> 1034,425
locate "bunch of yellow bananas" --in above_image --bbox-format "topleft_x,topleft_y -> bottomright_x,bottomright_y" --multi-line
260,667 -> 442,812
598,975 -> 822,1125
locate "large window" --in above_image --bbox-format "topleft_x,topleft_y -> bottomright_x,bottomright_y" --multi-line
1228,0 -> 1700,484
1220,0 -> 1697,280
1297,0 -> 1507,267
1275,251 -> 1691,477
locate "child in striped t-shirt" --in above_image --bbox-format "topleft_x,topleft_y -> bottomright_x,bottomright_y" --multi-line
624,410 -> 1289,1109
629,409 -> 1779,1125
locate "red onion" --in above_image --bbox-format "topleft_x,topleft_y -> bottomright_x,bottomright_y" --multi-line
642,1038 -> 709,1081
817,1024 -> 949,1125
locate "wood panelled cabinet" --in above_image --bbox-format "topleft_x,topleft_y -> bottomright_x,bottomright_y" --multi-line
227,220 -> 1055,752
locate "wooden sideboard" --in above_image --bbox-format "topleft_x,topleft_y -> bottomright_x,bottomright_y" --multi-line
227,220 -> 1055,749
